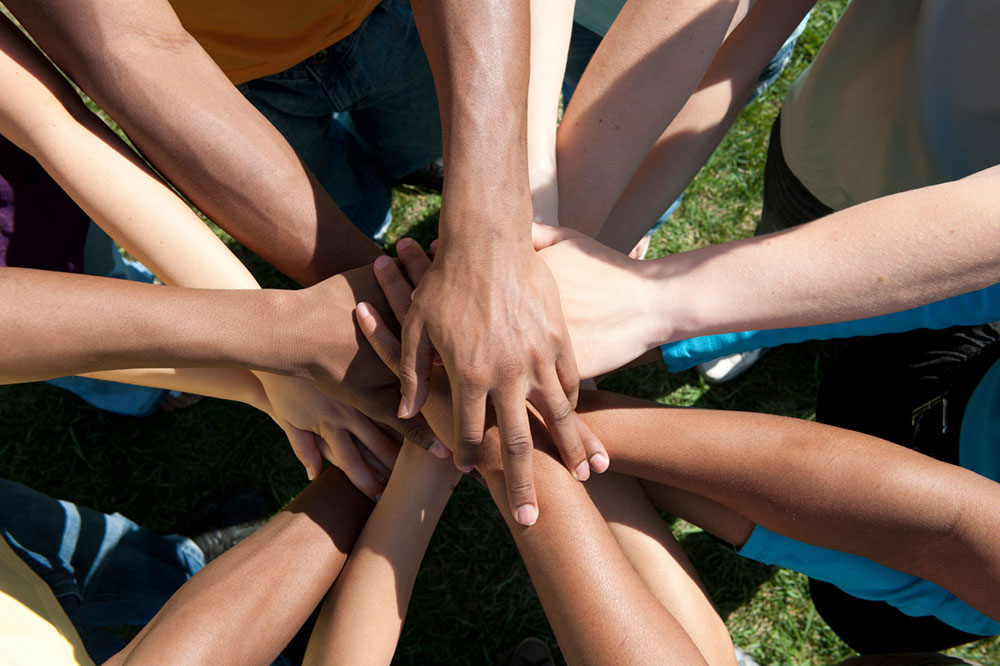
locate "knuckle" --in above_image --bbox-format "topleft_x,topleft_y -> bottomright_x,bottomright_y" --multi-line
507,476 -> 535,499
458,431 -> 483,449
495,357 -> 525,383
504,433 -> 533,460
455,365 -> 488,391
548,399 -> 574,426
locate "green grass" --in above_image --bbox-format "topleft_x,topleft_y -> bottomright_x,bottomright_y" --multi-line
2,1 -> 998,664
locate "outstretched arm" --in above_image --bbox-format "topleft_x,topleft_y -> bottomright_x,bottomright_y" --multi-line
303,443 -> 460,666
555,0 -> 748,237
0,14 -> 402,493
403,0 -> 606,526
533,162 -> 1000,377
3,0 -> 380,285
104,469 -> 371,666
526,0 -> 575,226
574,390 -> 1000,625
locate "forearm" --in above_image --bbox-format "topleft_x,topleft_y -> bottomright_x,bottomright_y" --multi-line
6,1 -> 380,285
410,0 -> 533,241
556,0 -> 739,236
412,379 -> 710,664
577,390 -> 1000,621
106,469 -> 371,666
597,0 -> 815,249
646,167 -> 1000,344
527,0 -> 574,226
0,13 -> 261,290
477,420 -> 710,665
304,444 -> 461,666
584,473 -> 735,666
82,368 -> 271,413
0,268 -> 292,383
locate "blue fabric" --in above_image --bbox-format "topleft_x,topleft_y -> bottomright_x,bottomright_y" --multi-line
660,284 -> 1000,372
737,526 -> 1000,637
45,224 -> 167,417
237,0 -> 441,240
959,359 -> 1000,481
0,479 -> 204,662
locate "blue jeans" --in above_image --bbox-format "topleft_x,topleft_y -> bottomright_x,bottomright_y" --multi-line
0,479 -> 204,663
237,0 -> 442,240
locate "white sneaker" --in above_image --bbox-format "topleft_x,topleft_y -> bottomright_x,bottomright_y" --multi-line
734,647 -> 763,666
697,348 -> 767,385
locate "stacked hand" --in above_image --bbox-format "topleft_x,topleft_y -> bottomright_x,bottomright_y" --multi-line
256,373 -> 399,500
359,238 -> 608,525
532,223 -> 668,377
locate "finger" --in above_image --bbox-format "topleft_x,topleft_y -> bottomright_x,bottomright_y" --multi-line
356,306 -> 447,457
389,411 -> 450,459
451,378 -> 488,473
347,411 -> 402,472
493,391 -> 538,526
530,220 -> 573,251
555,343 -> 581,408
372,255 -> 415,325
356,302 -> 403,375
428,238 -> 439,257
529,374 -> 589,482
318,431 -> 385,501
398,313 -> 434,418
395,237 -> 433,285
282,424 -> 323,481
354,437 -> 393,483
577,414 -> 610,474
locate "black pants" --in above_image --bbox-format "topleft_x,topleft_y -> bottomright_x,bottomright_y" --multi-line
758,116 -> 999,653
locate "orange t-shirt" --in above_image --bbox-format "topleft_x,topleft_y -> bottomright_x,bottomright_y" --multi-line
169,0 -> 382,84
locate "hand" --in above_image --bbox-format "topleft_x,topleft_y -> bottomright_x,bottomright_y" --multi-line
355,246 -> 522,482
269,265 -> 445,461
532,223 -> 664,377
256,373 -> 399,500
392,238 -> 609,525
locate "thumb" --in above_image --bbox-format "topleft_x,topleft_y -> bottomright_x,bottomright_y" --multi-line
531,221 -> 575,251
282,424 -> 323,481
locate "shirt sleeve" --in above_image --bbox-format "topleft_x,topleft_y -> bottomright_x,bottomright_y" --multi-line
660,284 -> 1000,372
738,525 -> 1000,637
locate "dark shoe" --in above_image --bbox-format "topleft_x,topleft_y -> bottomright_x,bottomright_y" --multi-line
395,158 -> 444,192
178,489 -> 270,563
191,521 -> 264,563
511,637 -> 554,666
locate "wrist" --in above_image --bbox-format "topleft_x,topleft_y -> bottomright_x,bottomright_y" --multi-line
437,186 -> 533,246
642,253 -> 703,346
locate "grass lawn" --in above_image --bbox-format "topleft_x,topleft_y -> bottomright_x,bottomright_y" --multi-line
2,2 -> 998,664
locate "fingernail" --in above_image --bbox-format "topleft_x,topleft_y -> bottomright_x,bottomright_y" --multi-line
515,504 -> 538,526
457,463 -> 475,474
374,255 -> 391,270
374,492 -> 382,502
398,395 -> 410,419
590,453 -> 610,474
397,237 -> 414,250
429,441 -> 449,459
572,460 -> 590,482
307,467 -> 316,482
356,302 -> 372,319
